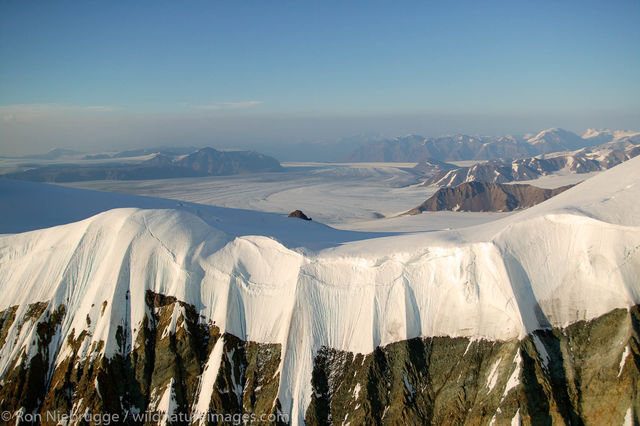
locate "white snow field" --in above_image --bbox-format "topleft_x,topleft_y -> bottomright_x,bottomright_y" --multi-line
63,162 -> 512,232
0,157 -> 639,424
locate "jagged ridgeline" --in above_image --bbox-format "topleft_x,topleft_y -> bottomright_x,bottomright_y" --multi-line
0,296 -> 638,425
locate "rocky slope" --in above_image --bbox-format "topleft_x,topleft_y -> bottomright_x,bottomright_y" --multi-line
407,182 -> 573,214
1,157 -> 640,424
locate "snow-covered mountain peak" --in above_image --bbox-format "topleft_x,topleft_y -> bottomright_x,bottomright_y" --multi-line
526,128 -> 589,152
527,127 -> 577,143
583,128 -> 613,139
582,128 -> 640,143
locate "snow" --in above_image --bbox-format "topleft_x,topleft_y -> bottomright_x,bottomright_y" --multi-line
486,358 -> 501,392
513,171 -> 599,189
193,337 -> 225,422
226,348 -> 243,404
352,383 -> 361,400
502,351 -> 522,399
335,211 -> 509,233
463,339 -> 475,356
95,377 -> 102,400
511,408 -> 521,426
0,178 -> 392,251
582,128 -> 640,142
403,374 -> 415,398
161,305 -> 186,339
532,335 -> 550,370
61,162 -> 429,229
0,156 -> 640,424
619,346 -> 630,377
156,378 -> 178,426
624,407 -> 633,426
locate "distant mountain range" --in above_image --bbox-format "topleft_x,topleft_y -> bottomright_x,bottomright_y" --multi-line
82,146 -> 200,160
20,148 -> 85,160
3,147 -> 283,182
416,138 -> 640,187
347,128 -> 640,162
407,181 -> 573,214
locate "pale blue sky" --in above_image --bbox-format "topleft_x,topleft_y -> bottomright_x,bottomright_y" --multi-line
1,0 -> 639,154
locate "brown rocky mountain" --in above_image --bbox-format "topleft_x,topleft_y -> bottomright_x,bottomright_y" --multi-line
408,182 -> 573,214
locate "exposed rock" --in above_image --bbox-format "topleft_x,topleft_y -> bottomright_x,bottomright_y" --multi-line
420,145 -> 640,188
306,306 -> 640,425
421,160 -> 542,187
176,147 -> 283,176
0,295 -> 638,425
288,210 -> 312,221
407,182 -> 573,214
0,292 -> 284,425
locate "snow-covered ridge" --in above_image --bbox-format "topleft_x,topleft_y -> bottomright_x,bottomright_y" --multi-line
0,157 -> 639,422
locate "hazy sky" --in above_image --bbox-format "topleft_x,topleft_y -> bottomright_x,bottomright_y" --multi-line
1,0 -> 639,155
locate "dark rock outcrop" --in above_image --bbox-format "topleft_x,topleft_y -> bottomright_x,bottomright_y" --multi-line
306,306 -> 640,425
1,296 -> 638,425
408,182 -> 573,214
0,292 -> 285,426
288,210 -> 312,221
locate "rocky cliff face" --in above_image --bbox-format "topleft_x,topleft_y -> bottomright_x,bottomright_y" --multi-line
307,305 -> 640,425
0,291 -> 285,425
0,295 -> 638,425
408,182 -> 572,214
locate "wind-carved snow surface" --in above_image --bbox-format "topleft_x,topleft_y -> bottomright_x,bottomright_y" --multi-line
1,157 -> 640,424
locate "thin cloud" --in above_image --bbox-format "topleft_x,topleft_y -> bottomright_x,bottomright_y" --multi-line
188,101 -> 263,110
0,104 -> 121,121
